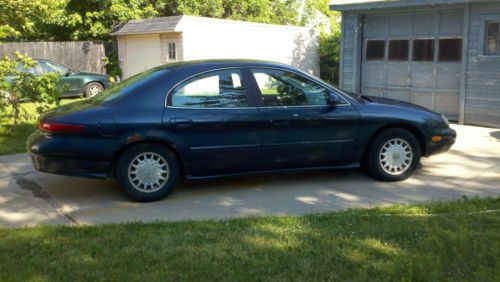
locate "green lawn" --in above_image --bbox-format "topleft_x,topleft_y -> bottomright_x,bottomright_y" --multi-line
0,197 -> 499,281
0,99 -> 80,155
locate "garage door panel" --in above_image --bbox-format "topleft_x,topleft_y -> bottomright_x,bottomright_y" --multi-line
362,63 -> 385,87
362,87 -> 384,97
436,64 -> 461,89
435,92 -> 459,117
410,91 -> 434,110
439,11 -> 463,35
413,13 -> 437,36
386,64 -> 408,87
384,89 -> 410,102
389,14 -> 411,36
364,15 -> 387,38
126,35 -> 162,78
410,65 -> 436,88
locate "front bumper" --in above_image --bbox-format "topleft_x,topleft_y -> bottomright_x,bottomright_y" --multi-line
425,127 -> 457,156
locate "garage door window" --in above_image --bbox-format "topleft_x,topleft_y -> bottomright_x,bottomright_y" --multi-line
366,40 -> 385,61
438,38 -> 462,62
486,21 -> 500,54
388,40 -> 409,61
413,39 -> 435,62
171,69 -> 248,108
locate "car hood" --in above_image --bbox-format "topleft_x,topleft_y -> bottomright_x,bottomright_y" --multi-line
364,95 -> 431,111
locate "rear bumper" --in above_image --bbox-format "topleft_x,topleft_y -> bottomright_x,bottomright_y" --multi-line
27,131 -> 111,179
30,153 -> 109,179
425,127 -> 457,156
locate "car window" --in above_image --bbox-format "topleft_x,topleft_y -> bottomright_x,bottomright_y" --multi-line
251,68 -> 330,107
171,69 -> 248,108
38,61 -> 68,75
15,64 -> 41,75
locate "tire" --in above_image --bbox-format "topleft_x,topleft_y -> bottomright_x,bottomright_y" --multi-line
117,143 -> 180,202
365,128 -> 421,181
83,82 -> 104,98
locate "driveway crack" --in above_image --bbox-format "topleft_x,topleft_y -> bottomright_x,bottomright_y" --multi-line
15,176 -> 79,225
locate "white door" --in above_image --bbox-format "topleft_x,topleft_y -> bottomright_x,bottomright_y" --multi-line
126,34 -> 162,78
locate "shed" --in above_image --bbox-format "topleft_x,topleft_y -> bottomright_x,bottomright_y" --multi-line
111,15 -> 320,79
331,0 -> 500,127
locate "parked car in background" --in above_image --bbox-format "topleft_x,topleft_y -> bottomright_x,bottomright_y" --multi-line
28,60 -> 456,202
13,59 -> 114,98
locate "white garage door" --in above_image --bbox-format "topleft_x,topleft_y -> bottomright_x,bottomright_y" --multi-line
361,10 -> 464,120
126,34 -> 162,78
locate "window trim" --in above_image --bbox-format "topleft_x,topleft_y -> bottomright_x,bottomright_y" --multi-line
484,21 -> 500,55
365,39 -> 386,61
165,67 -> 254,109
387,39 -> 410,62
437,37 -> 463,63
411,37 -> 436,63
167,42 -> 176,61
249,67 -> 351,108
479,15 -> 500,56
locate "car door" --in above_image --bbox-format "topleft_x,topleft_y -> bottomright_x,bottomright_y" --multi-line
38,60 -> 81,95
249,68 -> 360,170
162,68 -> 262,177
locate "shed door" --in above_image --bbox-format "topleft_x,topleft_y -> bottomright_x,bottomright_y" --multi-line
361,10 -> 463,120
126,34 -> 162,78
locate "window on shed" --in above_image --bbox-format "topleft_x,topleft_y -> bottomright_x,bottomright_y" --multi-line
388,40 -> 409,61
168,42 -> 176,60
438,38 -> 462,62
412,39 -> 435,62
366,40 -> 385,61
485,21 -> 500,54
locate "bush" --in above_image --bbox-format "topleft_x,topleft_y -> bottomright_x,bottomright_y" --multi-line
0,52 -> 63,124
319,31 -> 340,86
103,50 -> 122,79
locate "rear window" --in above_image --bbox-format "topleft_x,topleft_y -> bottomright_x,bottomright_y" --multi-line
90,68 -> 167,104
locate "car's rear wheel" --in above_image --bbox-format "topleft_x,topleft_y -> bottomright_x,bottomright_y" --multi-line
117,143 -> 179,202
366,128 -> 421,181
83,82 -> 103,98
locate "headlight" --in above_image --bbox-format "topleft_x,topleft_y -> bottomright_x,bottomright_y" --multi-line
109,76 -> 115,83
440,114 -> 449,126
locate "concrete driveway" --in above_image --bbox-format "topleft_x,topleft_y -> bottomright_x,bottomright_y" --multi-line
1,124 -> 499,227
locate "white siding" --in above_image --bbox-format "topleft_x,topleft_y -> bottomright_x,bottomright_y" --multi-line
177,17 -> 320,76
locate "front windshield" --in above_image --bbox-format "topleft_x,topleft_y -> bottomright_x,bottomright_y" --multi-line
90,68 -> 166,104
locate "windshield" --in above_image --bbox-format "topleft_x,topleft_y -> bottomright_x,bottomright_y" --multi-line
90,68 -> 166,104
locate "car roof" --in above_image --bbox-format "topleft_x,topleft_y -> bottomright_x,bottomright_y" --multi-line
154,59 -> 298,72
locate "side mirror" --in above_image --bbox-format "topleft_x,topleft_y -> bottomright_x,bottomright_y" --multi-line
327,92 -> 342,106
64,70 -> 72,77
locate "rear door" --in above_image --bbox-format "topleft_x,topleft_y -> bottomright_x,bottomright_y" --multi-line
162,68 -> 261,177
249,68 -> 360,170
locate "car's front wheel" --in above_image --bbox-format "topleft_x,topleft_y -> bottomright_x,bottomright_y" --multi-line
366,128 -> 421,181
117,143 -> 180,202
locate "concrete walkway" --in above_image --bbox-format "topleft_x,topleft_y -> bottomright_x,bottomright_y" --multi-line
1,124 -> 499,227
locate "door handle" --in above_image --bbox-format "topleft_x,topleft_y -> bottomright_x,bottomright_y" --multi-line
170,118 -> 193,127
270,118 -> 289,125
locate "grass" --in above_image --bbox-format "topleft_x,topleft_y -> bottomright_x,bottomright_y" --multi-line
0,196 -> 499,281
0,99 -> 80,155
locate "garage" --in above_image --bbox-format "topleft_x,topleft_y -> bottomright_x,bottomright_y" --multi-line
125,34 -> 162,78
360,9 -> 463,120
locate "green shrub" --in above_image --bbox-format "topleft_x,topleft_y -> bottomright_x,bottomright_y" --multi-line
0,52 -> 63,125
319,31 -> 340,86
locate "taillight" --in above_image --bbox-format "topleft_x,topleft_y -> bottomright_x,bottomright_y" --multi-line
38,121 -> 86,134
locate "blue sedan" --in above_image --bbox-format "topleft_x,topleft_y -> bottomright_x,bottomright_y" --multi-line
28,60 -> 456,202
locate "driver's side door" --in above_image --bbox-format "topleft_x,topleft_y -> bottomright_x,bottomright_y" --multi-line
250,68 -> 360,170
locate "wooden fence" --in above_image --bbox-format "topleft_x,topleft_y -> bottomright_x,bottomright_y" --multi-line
0,41 -> 115,73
